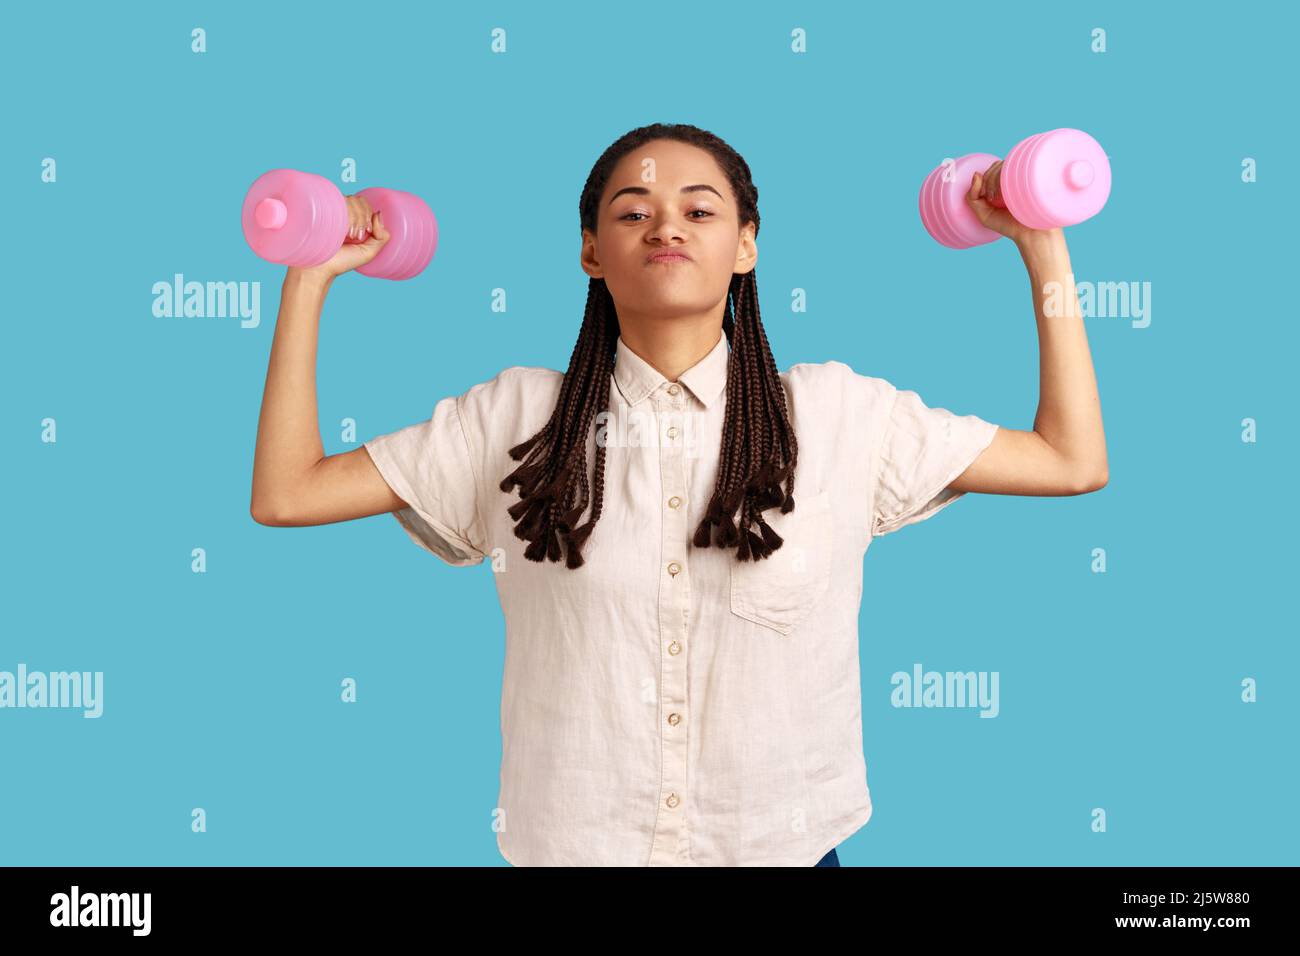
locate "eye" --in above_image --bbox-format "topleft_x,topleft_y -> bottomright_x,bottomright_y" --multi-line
619,210 -> 715,222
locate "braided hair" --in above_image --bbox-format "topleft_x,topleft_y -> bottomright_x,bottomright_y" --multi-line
499,123 -> 799,569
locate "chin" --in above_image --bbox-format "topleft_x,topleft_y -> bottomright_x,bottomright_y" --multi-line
639,290 -> 711,314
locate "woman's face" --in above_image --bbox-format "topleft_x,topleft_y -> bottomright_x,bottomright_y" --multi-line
582,139 -> 756,325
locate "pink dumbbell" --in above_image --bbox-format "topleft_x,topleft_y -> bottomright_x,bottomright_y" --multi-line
919,128 -> 1111,248
240,168 -> 438,279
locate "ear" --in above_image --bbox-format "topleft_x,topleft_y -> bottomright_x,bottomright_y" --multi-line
734,223 -> 758,274
580,228 -> 604,279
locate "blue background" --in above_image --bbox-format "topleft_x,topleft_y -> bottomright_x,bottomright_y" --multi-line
3,0 -> 1295,865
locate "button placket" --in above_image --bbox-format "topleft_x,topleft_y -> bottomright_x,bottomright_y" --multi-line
648,382 -> 691,865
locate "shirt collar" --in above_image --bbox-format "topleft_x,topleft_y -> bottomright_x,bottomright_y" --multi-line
613,330 -> 729,409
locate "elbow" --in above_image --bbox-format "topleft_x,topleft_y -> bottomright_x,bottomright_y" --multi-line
251,496 -> 289,526
1071,464 -> 1108,495
250,499 -> 273,526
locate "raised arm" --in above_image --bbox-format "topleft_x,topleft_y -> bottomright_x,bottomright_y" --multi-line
946,165 -> 1108,497
249,200 -> 404,526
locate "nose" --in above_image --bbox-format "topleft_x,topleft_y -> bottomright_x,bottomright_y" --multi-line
646,211 -> 691,245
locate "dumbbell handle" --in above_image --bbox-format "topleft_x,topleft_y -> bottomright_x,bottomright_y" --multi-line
944,159 -> 1011,211
253,196 -> 372,242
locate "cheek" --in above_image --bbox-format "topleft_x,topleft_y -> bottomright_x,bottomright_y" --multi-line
699,246 -> 740,279
705,236 -> 744,268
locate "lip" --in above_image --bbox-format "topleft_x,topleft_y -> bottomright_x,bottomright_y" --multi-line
646,250 -> 693,263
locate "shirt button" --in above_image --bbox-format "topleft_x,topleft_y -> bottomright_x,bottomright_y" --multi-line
668,640 -> 682,655
667,712 -> 681,726
667,561 -> 681,576
665,793 -> 680,809
667,383 -> 681,395
666,426 -> 679,439
668,496 -> 682,509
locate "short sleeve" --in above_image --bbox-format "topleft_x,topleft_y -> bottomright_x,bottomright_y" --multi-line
871,385 -> 999,537
363,391 -> 488,567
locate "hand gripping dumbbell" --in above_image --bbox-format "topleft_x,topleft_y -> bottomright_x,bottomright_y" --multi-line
918,128 -> 1111,248
241,168 -> 439,279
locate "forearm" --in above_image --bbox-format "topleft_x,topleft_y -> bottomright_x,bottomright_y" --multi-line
250,269 -> 335,516
1018,230 -> 1107,483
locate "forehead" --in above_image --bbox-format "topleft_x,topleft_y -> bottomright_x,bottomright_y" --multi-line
607,139 -> 727,191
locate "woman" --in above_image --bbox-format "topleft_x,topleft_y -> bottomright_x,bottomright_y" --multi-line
250,123 -> 1107,867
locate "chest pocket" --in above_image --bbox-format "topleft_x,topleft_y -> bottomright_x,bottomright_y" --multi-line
729,489 -> 833,636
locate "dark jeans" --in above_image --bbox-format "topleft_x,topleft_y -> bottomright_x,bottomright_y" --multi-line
814,846 -> 840,867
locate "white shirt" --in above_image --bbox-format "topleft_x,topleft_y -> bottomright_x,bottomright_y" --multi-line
363,330 -> 999,866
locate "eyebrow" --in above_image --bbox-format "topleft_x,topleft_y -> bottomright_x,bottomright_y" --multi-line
607,184 -> 725,206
